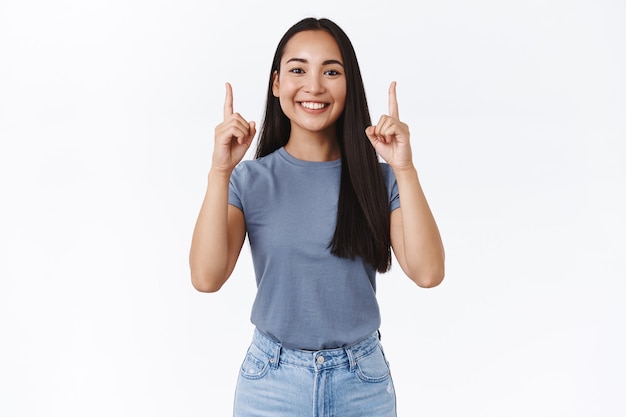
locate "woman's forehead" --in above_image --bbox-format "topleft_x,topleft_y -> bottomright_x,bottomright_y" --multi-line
281,30 -> 342,63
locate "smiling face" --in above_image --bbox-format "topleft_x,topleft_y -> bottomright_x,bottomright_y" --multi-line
272,30 -> 347,142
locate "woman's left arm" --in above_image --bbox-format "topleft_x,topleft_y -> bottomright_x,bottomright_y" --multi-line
388,166 -> 445,287
366,82 -> 445,287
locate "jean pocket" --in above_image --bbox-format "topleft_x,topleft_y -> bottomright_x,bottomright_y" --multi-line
355,345 -> 391,383
239,345 -> 271,380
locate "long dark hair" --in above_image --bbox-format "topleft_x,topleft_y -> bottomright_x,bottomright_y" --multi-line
256,17 -> 391,273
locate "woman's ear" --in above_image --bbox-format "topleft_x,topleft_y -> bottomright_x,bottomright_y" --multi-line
272,70 -> 279,97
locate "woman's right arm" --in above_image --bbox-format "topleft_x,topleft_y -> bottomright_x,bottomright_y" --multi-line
189,170 -> 246,292
189,83 -> 256,292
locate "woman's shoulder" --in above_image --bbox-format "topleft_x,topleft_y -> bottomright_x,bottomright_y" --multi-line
231,148 -> 283,179
378,161 -> 396,181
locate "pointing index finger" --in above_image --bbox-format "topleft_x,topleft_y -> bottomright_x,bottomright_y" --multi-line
388,81 -> 399,119
224,82 -> 234,119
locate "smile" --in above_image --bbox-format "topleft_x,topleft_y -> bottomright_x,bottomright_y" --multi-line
299,101 -> 329,110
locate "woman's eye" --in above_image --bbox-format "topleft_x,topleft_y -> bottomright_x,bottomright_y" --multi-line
289,68 -> 304,74
324,69 -> 340,76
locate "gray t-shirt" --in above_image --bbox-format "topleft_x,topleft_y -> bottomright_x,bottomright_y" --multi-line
228,147 -> 400,350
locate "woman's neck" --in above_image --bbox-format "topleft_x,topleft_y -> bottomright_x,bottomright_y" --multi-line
284,130 -> 341,162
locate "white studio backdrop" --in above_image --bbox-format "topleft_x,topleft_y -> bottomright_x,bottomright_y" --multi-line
1,0 -> 624,416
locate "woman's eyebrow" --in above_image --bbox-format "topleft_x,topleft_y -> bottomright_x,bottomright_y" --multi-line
285,57 -> 344,67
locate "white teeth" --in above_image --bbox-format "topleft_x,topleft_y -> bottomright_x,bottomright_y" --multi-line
300,102 -> 327,110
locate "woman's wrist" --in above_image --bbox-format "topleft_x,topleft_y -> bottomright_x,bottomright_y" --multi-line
390,162 -> 417,179
208,166 -> 234,181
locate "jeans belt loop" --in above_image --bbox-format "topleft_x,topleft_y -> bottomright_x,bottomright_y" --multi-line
271,343 -> 281,369
345,347 -> 356,372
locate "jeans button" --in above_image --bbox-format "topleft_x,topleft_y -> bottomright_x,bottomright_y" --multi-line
317,355 -> 325,364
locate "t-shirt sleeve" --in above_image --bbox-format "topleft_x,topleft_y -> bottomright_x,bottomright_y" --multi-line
228,164 -> 245,211
382,163 -> 400,212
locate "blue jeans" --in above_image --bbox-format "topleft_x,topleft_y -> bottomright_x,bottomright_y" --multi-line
233,328 -> 397,417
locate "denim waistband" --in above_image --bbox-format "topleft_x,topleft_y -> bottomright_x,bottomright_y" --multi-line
251,328 -> 381,372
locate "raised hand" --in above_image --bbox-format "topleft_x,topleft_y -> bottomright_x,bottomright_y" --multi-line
365,81 -> 413,171
212,82 -> 256,174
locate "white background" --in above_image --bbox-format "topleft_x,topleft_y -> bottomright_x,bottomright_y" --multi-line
1,0 -> 624,416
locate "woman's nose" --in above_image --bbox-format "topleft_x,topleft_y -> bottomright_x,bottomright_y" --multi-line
304,74 -> 324,94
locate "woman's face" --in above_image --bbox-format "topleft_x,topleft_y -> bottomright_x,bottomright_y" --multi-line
273,30 -> 347,139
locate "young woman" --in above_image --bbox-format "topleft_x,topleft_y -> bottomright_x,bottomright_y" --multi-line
190,17 -> 444,417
